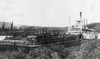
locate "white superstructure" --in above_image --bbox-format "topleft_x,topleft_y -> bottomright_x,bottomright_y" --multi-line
66,12 -> 98,39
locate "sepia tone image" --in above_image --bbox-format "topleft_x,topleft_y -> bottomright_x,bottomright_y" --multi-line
0,0 -> 100,59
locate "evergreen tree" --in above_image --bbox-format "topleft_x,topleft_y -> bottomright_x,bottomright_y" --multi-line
2,22 -> 5,30
11,21 -> 13,30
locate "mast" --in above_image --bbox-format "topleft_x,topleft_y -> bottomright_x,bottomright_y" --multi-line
69,16 -> 71,33
86,19 -> 88,25
84,18 -> 85,28
85,18 -> 88,29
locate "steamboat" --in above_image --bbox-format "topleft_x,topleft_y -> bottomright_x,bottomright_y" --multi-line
67,12 -> 98,39
37,12 -> 99,44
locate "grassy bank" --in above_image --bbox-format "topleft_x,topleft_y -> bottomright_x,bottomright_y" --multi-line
0,39 -> 100,59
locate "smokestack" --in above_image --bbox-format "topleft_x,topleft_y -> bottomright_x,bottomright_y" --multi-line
80,12 -> 82,20
80,12 -> 83,33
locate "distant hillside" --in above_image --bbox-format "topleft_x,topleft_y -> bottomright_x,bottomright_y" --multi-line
87,23 -> 100,32
19,25 -> 68,34
0,22 -> 11,28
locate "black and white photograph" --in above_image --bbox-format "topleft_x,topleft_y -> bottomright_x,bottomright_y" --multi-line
0,0 -> 100,59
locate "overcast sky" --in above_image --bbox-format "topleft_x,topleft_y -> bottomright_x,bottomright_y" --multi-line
0,0 -> 99,27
